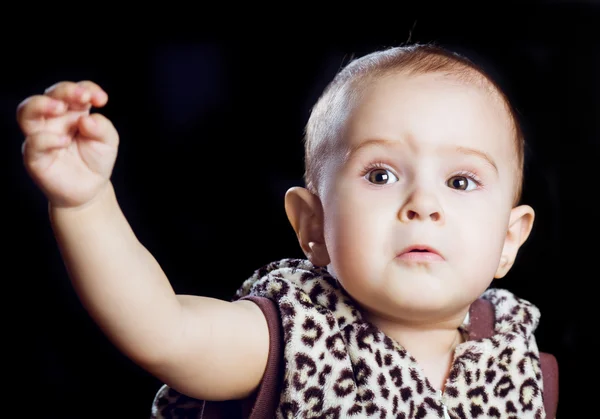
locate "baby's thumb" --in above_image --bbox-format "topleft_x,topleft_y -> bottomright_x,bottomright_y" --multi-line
77,113 -> 119,147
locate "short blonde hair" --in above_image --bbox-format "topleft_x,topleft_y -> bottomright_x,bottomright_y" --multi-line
303,44 -> 525,206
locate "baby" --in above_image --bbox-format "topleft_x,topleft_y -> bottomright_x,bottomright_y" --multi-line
17,44 -> 557,418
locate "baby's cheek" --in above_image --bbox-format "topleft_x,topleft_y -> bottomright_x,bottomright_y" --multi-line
463,231 -> 505,280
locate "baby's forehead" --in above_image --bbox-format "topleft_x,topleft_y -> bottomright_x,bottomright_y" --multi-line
319,72 -> 519,179
341,71 -> 515,140
352,70 -> 508,110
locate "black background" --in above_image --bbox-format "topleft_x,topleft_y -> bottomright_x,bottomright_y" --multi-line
3,5 -> 598,418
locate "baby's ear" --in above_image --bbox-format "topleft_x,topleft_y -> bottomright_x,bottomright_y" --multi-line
284,187 -> 330,267
495,204 -> 535,278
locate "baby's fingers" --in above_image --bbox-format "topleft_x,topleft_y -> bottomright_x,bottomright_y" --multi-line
22,131 -> 69,162
45,81 -> 107,109
16,95 -> 67,135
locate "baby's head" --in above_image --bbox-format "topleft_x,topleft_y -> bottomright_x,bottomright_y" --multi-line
285,44 -> 535,323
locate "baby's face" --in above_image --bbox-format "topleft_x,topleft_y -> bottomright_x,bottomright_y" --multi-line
319,72 -> 520,322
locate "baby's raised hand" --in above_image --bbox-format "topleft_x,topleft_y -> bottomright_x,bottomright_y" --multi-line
17,81 -> 119,209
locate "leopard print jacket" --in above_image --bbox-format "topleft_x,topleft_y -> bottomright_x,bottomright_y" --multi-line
151,258 -> 547,418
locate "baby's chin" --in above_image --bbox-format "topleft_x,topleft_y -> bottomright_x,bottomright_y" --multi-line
349,288 -> 473,325
333,265 -> 483,322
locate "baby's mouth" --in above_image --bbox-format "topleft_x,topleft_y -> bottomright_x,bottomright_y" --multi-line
396,245 -> 444,262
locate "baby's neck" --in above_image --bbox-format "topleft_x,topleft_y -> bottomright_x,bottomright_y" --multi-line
365,312 -> 467,391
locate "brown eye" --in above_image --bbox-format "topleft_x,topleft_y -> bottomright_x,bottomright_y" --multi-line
447,176 -> 476,191
367,168 -> 398,185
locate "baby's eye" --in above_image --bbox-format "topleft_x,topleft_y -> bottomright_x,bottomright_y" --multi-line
366,168 -> 398,185
447,175 -> 477,191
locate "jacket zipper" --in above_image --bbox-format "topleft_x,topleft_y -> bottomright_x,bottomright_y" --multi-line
437,390 -> 451,419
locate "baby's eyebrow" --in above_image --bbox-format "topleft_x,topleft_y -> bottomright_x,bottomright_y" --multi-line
346,139 -> 498,174
345,138 -> 396,159
451,146 -> 498,174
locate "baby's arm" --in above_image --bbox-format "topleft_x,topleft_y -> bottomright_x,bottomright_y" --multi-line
18,81 -> 270,401
50,188 -> 270,400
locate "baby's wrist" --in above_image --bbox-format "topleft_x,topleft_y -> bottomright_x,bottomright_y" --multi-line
49,182 -> 116,218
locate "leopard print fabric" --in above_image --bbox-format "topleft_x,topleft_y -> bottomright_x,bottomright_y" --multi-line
151,258 -> 546,418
